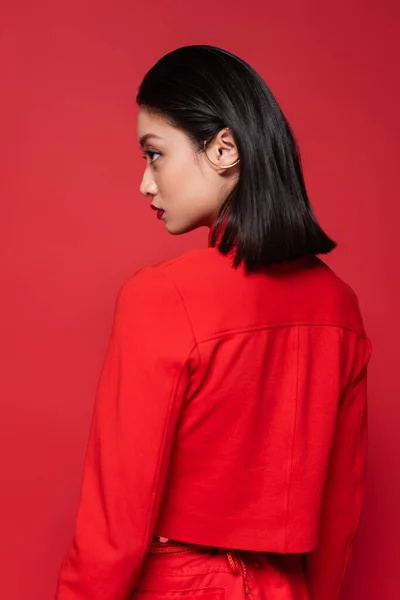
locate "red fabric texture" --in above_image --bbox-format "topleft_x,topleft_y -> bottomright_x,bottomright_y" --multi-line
133,544 -> 310,599
55,247 -> 371,600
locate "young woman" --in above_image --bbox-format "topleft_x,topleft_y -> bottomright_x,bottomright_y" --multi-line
55,46 -> 371,600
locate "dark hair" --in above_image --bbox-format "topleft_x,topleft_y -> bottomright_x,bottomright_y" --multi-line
137,45 -> 336,271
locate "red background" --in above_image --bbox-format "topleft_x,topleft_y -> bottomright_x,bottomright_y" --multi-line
1,2 -> 399,598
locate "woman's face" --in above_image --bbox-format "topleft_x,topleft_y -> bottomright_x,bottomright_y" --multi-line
137,107 -> 238,235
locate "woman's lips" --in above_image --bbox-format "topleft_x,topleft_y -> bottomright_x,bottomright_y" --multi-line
150,204 -> 165,220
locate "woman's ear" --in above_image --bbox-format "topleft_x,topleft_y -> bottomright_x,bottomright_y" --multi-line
205,128 -> 239,170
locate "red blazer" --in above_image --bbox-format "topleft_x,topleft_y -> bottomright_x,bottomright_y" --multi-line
56,246 -> 371,600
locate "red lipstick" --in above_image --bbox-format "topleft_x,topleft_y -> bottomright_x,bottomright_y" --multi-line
150,204 -> 165,220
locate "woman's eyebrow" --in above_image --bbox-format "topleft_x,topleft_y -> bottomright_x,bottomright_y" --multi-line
139,133 -> 163,147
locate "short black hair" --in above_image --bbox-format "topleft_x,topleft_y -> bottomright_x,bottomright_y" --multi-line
137,45 -> 336,272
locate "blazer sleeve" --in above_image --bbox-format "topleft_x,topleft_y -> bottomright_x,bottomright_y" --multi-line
304,334 -> 372,600
55,268 -> 197,600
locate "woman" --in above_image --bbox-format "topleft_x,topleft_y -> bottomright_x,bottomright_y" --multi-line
55,46 -> 371,600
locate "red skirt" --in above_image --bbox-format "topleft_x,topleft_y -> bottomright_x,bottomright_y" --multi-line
132,540 -> 310,599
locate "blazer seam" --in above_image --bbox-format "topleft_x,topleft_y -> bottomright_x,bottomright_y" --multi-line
335,383 -> 367,598
340,342 -> 372,399
283,325 -> 300,552
196,323 -> 368,345
139,269 -> 201,557
140,353 -> 196,561
156,270 -> 200,371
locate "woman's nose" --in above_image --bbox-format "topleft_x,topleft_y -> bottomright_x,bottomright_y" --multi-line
140,169 -> 158,198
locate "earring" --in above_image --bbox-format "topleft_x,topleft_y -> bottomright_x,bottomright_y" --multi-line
203,141 -> 240,170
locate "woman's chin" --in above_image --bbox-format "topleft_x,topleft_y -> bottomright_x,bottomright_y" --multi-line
165,221 -> 194,236
164,220 -> 176,234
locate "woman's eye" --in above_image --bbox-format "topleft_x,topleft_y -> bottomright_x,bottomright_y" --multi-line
144,150 -> 161,163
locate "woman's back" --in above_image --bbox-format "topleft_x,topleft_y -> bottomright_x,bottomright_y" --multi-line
151,247 -> 370,557
58,246 -> 369,598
